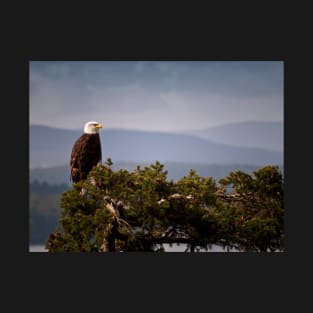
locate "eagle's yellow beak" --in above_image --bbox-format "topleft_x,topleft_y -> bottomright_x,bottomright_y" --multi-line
95,123 -> 103,129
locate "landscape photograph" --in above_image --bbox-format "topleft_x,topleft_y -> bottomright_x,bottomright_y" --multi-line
29,61 -> 284,252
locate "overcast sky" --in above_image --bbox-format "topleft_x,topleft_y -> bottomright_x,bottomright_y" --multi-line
29,61 -> 284,132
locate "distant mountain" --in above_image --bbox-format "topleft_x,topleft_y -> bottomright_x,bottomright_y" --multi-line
181,121 -> 284,152
30,162 -> 283,186
30,125 -> 81,168
30,125 -> 283,169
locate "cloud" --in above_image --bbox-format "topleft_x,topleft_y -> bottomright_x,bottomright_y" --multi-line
159,90 -> 283,129
29,61 -> 284,131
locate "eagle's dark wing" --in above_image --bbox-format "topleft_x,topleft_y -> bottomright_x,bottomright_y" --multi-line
70,133 -> 102,183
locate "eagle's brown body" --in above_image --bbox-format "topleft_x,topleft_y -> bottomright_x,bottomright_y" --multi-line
70,133 -> 102,183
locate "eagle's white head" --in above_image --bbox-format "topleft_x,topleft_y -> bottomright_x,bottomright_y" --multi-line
83,121 -> 103,134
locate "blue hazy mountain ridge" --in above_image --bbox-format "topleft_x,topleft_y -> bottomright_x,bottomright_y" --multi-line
30,123 -> 283,169
30,163 -> 268,186
180,121 -> 283,152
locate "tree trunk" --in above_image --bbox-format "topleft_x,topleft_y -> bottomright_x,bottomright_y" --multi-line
101,221 -> 118,252
101,235 -> 116,252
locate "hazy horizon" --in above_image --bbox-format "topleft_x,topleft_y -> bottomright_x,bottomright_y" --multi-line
30,119 -> 284,134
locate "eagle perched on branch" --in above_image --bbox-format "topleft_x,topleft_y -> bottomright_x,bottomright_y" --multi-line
70,121 -> 102,183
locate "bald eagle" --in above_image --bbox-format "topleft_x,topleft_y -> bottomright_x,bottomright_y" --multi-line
70,121 -> 102,183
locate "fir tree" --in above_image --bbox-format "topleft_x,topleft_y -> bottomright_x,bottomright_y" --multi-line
45,160 -> 284,252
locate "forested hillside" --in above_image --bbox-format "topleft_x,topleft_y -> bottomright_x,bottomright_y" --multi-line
30,182 -> 69,244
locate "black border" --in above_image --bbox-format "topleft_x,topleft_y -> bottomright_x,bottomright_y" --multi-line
4,16 -> 306,309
